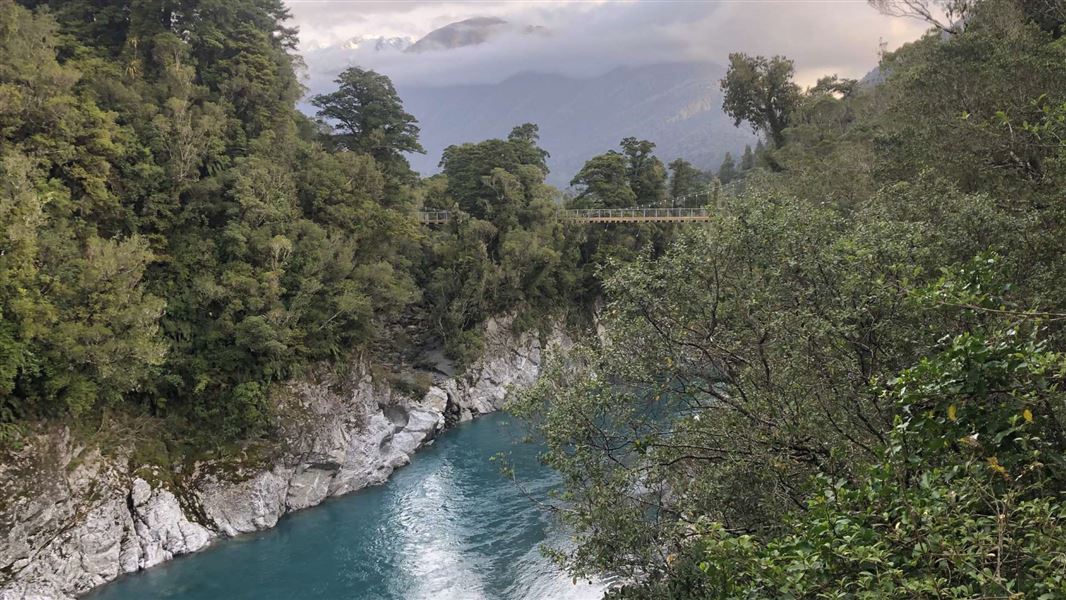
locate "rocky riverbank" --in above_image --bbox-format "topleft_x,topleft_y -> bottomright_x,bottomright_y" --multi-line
0,319 -> 564,600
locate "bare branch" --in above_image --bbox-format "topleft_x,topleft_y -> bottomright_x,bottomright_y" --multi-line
868,0 -> 974,33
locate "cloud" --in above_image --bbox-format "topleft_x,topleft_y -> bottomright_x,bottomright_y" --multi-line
287,1 -> 602,49
288,0 -> 930,94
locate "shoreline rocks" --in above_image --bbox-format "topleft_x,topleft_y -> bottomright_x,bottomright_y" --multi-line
0,318 -> 565,600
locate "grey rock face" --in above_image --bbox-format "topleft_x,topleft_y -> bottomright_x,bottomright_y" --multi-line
128,478 -> 213,569
199,469 -> 292,536
0,583 -> 73,600
0,317 -> 565,600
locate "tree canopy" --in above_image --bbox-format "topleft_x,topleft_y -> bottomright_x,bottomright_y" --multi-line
666,159 -> 705,203
5,3 -> 1064,597
720,53 -> 802,148
311,66 -> 424,179
512,1 -> 1066,596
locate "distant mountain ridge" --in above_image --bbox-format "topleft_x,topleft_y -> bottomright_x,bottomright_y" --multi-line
299,16 -> 758,187
397,62 -> 758,187
406,17 -> 510,53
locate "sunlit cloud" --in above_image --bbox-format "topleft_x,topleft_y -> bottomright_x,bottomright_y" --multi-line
286,1 -> 929,91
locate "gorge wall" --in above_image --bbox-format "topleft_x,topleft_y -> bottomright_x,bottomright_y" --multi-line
0,318 -> 564,600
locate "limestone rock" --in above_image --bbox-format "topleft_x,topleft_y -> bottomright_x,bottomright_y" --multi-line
0,583 -> 73,600
0,316 -> 569,600
198,469 -> 291,537
285,464 -> 334,511
423,386 -> 449,414
128,478 -> 213,569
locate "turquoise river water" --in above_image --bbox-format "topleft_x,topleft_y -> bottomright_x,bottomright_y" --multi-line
85,412 -> 604,600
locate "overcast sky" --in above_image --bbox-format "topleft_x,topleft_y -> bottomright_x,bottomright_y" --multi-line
285,1 -> 931,89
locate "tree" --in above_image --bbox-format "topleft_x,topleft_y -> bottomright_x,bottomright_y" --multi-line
740,145 -> 755,171
874,0 -> 1066,205
1020,0 -> 1065,36
627,260 -> 1066,599
570,152 -> 637,208
870,0 -> 1062,36
427,124 -> 569,362
868,0 -> 976,33
507,123 -> 550,175
618,316 -> 1066,599
512,4 -> 1066,593
809,75 -> 858,99
213,21 -> 301,139
439,123 -> 551,223
717,152 -> 737,183
0,151 -> 49,425
667,159 -> 703,204
720,53 -> 802,148
620,137 -> 667,206
311,67 -> 424,178
513,178 -> 1031,590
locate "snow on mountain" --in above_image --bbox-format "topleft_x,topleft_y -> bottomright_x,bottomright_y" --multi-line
342,36 -> 412,52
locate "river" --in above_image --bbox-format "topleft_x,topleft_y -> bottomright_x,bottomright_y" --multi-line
85,412 -> 604,600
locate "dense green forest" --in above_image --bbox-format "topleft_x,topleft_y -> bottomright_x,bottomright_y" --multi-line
4,0 -> 1066,596
512,0 -> 1066,597
0,0 -> 692,451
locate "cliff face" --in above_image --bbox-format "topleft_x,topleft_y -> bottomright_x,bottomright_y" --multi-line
0,318 -> 564,600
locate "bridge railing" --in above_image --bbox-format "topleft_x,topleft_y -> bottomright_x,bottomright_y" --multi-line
416,206 -> 712,224
418,210 -> 452,224
566,207 -> 710,221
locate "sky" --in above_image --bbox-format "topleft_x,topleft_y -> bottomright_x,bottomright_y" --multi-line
284,0 -> 932,90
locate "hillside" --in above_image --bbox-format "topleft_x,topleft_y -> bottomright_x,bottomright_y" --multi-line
405,16 -> 509,53
398,62 -> 756,187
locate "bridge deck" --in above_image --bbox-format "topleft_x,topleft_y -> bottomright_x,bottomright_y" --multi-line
417,208 -> 711,225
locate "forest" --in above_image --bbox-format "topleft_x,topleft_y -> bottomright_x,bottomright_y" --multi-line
511,0 -> 1066,597
2,0 -> 1065,596
0,0 -> 668,449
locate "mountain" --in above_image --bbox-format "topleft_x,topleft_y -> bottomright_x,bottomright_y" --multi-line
298,18 -> 756,186
406,17 -> 509,53
343,36 -> 412,52
397,62 -> 758,187
300,36 -> 411,88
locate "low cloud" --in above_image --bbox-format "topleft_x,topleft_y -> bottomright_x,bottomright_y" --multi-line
288,1 -> 929,94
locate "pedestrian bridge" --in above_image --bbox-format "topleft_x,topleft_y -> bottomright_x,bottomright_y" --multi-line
418,207 -> 712,225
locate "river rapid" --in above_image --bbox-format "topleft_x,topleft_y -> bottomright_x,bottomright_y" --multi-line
84,412 -> 604,600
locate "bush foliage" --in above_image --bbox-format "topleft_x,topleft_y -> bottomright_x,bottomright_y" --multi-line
511,1 -> 1066,596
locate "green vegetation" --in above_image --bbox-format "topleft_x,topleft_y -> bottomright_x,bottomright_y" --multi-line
0,0 -> 687,453
666,159 -> 704,202
0,0 -> 443,444
511,0 -> 1066,596
7,0 -> 1062,595
720,53 -> 801,149
310,66 -> 424,181
423,123 -> 576,364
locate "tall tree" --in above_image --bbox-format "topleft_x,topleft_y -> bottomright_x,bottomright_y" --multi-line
667,159 -> 703,204
867,0 -> 975,33
720,53 -> 801,148
871,0 -> 1064,37
570,152 -> 637,208
620,137 -> 667,206
1020,0 -> 1065,35
311,67 -> 424,178
740,145 -> 755,171
717,152 -> 737,183
506,123 -> 550,175
439,123 -> 551,223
